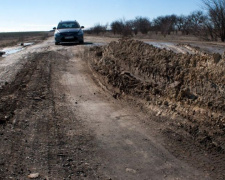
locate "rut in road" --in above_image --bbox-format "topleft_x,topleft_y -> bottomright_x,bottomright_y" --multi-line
0,51 -> 101,179
58,45 -> 212,180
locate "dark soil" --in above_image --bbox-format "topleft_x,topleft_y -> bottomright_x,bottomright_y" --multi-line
0,51 -> 102,179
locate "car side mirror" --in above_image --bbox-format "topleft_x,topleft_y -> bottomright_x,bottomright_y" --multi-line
53,27 -> 56,30
81,26 -> 84,29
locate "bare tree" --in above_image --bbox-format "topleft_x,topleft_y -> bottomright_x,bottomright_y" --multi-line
133,17 -> 151,34
110,19 -> 133,36
188,11 -> 208,36
202,0 -> 225,41
160,16 -> 173,36
91,1 -> 225,41
89,24 -> 108,35
175,15 -> 185,32
152,17 -> 161,34
152,15 -> 177,36
122,20 -> 134,36
111,20 -> 124,35
205,19 -> 217,40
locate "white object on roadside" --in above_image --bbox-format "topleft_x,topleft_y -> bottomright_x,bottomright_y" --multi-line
28,173 -> 40,179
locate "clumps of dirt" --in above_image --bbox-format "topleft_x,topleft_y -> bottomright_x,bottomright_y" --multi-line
87,39 -> 225,152
0,52 -> 53,124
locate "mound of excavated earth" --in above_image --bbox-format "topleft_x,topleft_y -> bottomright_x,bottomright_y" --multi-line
87,39 -> 225,152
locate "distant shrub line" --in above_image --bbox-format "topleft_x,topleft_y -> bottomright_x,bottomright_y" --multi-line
86,0 -> 225,42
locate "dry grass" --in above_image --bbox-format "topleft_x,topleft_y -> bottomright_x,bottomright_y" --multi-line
0,31 -> 52,48
85,31 -> 204,42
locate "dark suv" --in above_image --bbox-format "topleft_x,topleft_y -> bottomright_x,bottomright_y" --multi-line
54,20 -> 84,45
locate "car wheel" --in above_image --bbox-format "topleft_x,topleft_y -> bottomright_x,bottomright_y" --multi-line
79,40 -> 84,44
55,42 -> 60,45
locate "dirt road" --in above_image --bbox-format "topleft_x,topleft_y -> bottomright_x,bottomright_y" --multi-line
0,37 -> 224,179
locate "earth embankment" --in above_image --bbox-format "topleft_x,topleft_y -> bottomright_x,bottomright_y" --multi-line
86,38 -> 225,152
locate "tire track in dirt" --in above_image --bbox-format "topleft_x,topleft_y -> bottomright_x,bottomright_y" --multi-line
59,46 -> 211,180
0,52 -> 54,179
0,50 -> 102,179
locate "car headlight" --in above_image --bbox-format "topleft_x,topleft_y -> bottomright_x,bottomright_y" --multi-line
55,30 -> 61,36
78,31 -> 83,35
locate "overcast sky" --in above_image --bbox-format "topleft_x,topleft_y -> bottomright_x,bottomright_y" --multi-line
0,0 -> 203,32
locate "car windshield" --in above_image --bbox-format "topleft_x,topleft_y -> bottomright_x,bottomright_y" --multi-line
57,22 -> 80,29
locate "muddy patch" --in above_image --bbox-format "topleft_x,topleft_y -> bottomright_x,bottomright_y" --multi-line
0,43 -> 34,57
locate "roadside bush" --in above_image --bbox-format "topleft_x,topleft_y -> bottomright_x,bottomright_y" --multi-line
88,0 -> 225,42
133,17 -> 151,34
110,19 -> 133,37
87,24 -> 108,35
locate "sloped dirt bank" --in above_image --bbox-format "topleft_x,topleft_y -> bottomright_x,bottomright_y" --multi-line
86,39 -> 225,153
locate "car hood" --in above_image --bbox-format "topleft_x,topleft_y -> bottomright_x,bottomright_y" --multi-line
57,28 -> 81,33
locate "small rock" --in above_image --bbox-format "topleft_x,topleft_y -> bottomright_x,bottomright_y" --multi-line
126,168 -> 137,174
156,111 -> 162,116
21,84 -> 27,88
34,97 -> 42,101
163,101 -> 169,106
28,173 -> 40,179
44,176 -> 49,180
113,93 -> 119,99
213,53 -> 221,64
0,119 -> 6,124
40,95 -> 46,99
222,51 -> 225,59
95,51 -> 102,57
0,51 -> 5,56
157,101 -> 162,105
146,96 -> 151,101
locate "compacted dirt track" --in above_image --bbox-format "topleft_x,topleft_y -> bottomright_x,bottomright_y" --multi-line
0,37 -> 224,179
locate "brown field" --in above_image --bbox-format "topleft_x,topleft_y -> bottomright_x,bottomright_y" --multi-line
0,31 -> 53,48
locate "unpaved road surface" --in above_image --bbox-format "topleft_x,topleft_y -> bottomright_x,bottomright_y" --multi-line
0,37 -> 224,179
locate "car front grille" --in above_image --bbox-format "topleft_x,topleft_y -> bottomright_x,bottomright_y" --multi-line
61,32 -> 77,36
61,37 -> 78,42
